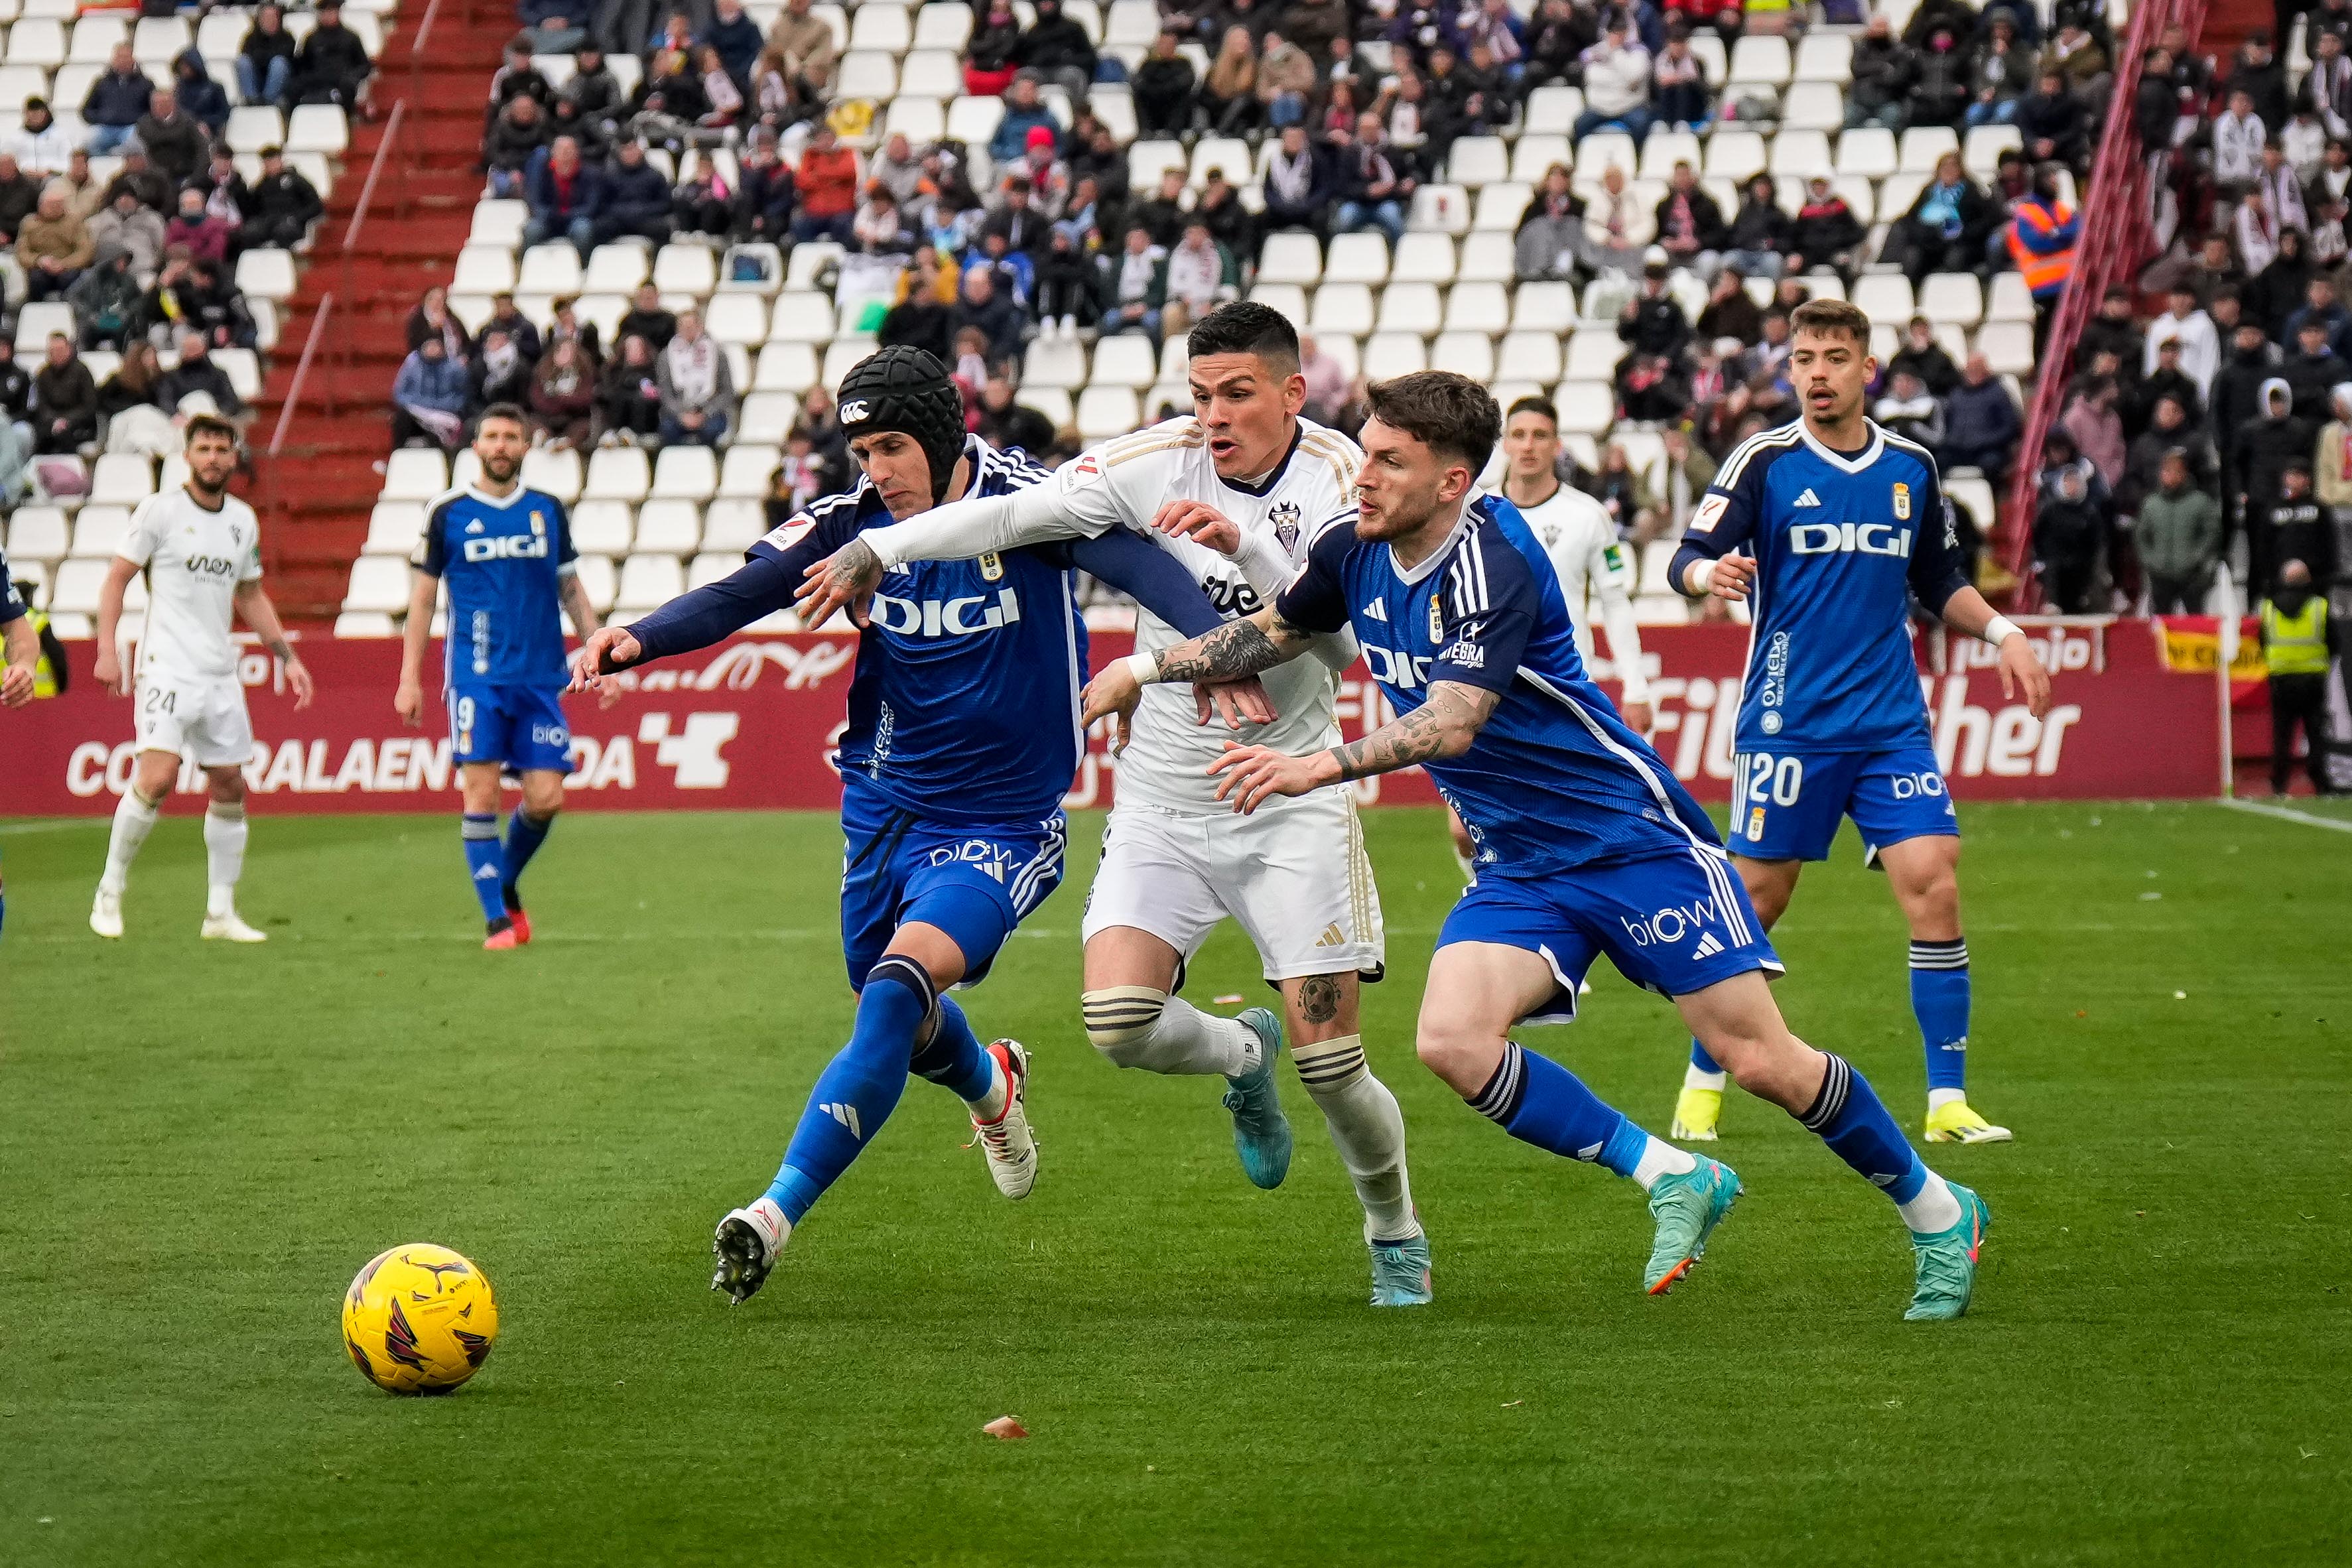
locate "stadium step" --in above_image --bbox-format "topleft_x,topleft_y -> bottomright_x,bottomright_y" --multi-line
257,0 -> 515,623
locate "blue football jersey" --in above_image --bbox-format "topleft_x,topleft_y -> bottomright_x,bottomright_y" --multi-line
414,486 -> 578,688
1278,495 -> 1721,877
747,439 -> 1087,826
1674,419 -> 1972,753
0,545 -> 24,625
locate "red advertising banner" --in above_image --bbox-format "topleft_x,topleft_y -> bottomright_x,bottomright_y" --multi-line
3,619 -> 2219,815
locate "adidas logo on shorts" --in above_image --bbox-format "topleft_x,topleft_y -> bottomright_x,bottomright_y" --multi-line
1692,932 -> 1725,959
1313,922 -> 1347,947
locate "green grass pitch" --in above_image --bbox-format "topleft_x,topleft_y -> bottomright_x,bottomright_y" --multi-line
3,801 -> 2347,1566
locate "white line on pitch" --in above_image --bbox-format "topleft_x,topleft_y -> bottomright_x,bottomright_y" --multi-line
2217,797 -> 2352,834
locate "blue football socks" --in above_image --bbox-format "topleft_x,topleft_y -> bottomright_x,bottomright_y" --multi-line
461,813 -> 505,923
907,994 -> 997,1104
1910,938 -> 1971,1094
1469,1042 -> 1650,1177
1687,1039 -> 1724,1078
764,958 -> 931,1225
499,809 -> 555,909
1794,1052 -> 1927,1205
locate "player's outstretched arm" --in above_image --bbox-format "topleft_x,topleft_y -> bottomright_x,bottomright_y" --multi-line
1067,525 -> 1278,735
231,581 -> 314,710
1209,681 -> 1503,814
571,551 -> 798,692
797,486 -> 1082,628
1935,585 -> 2054,718
1078,604 -> 1314,735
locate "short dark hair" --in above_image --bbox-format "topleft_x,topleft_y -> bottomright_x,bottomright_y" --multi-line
184,413 -> 237,447
1186,300 -> 1299,372
1790,297 -> 1872,345
478,402 -> 530,431
1505,395 -> 1558,428
1364,371 -> 1501,475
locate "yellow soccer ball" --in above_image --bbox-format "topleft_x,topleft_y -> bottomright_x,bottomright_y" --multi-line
340,1244 -> 499,1395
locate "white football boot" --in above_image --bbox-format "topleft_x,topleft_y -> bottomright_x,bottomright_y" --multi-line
970,1039 -> 1039,1199
90,885 -> 124,939
711,1197 -> 790,1305
200,909 -> 269,943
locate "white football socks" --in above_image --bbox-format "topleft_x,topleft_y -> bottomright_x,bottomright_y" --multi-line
1630,1134 -> 1699,1193
100,788 -> 161,894
1292,1035 -> 1420,1243
1927,1087 -> 1967,1112
1081,988 -> 1254,1077
1683,1063 -> 1729,1092
964,1053 -> 1010,1123
204,801 -> 248,917
1896,1169 -> 1965,1234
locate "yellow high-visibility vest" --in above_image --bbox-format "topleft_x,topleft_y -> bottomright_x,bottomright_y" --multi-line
14,605 -> 59,697
2262,596 -> 2331,677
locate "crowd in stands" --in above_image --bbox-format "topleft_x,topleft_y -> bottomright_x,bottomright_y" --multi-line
2031,13 -> 2352,620
0,3 -> 369,501
416,0 -> 2352,624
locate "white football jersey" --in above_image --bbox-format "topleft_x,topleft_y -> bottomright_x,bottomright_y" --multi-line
1494,480 -> 1649,702
118,487 -> 262,683
1052,415 -> 1362,813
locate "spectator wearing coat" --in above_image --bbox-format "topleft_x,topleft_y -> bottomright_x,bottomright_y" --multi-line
1847,15 -> 1918,131
2137,448 -> 2224,612
1260,125 -> 1333,235
656,308 -> 736,446
523,135 -> 606,255
1942,354 -> 2024,477
792,123 -> 860,243
599,140 -> 675,243
164,186 -> 233,268
243,147 -> 324,250
173,52 -> 232,139
134,90 -> 210,188
31,334 -> 98,453
82,46 -> 151,157
87,188 -> 165,283
292,0 -> 374,111
17,187 -> 94,301
391,335 -> 470,449
238,5 -> 299,107
1015,0 -> 1098,97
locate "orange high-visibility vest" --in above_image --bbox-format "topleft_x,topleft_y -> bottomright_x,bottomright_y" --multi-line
2006,199 -> 2077,294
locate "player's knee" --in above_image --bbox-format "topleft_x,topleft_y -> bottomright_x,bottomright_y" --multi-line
1081,986 -> 1167,1067
1413,1013 -> 1488,1083
862,951 -> 940,1023
521,778 -> 564,818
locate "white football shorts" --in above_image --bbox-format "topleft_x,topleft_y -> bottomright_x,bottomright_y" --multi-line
1082,788 -> 1384,983
133,673 -> 254,768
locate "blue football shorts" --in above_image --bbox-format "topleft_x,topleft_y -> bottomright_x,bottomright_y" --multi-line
448,683 -> 572,773
1725,744 -> 1959,864
837,778 -> 1067,990
1437,842 -> 1783,1023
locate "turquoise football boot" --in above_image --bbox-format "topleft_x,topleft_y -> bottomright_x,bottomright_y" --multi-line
1905,1181 -> 1991,1321
1222,1008 -> 1293,1189
1644,1156 -> 1742,1295
1369,1234 -> 1433,1307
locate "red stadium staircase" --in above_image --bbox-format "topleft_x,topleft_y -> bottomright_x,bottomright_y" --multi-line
249,0 -> 515,623
1992,0 -> 2233,606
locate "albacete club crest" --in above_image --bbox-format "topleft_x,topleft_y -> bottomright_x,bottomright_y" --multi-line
1268,500 -> 1303,553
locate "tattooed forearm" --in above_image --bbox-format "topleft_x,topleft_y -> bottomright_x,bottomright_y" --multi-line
1323,683 -> 1498,781
561,576 -> 602,636
265,636 -> 294,663
1152,610 -> 1313,684
826,537 -> 882,588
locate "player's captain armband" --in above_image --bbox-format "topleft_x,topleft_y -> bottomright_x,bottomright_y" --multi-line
761,514 -> 817,553
1688,493 -> 1730,535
